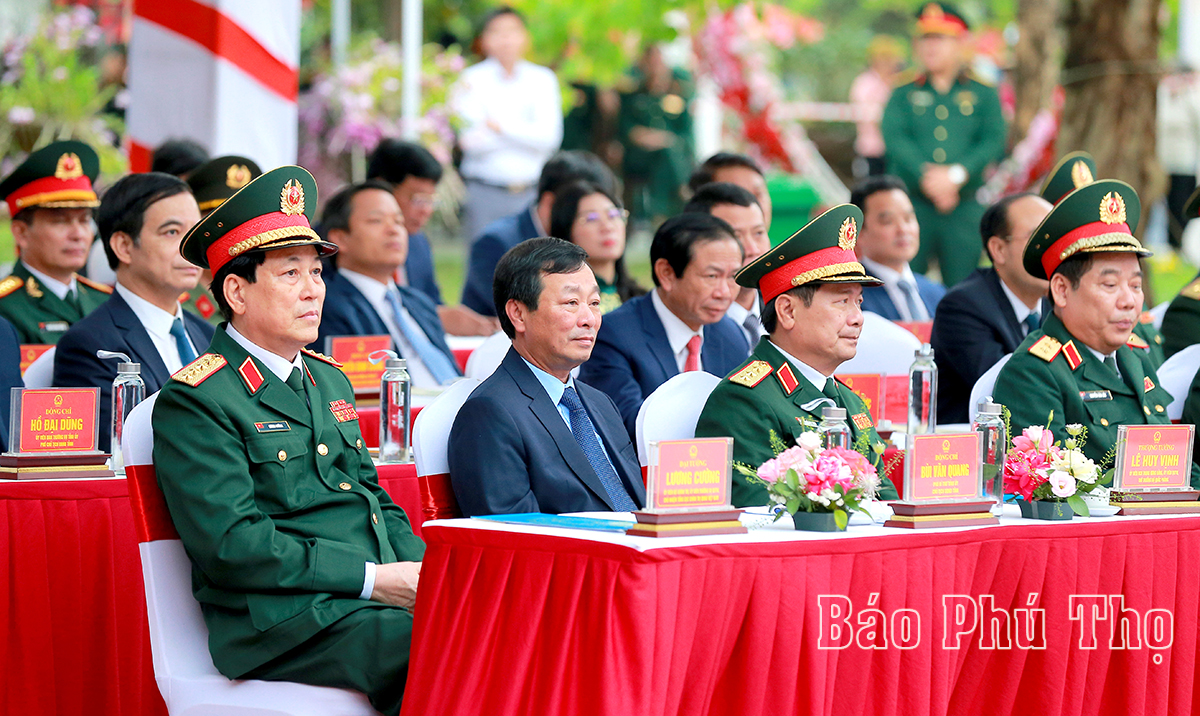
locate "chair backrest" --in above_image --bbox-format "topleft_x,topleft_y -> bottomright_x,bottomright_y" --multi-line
1158,343 -> 1200,420
464,332 -> 511,380
838,312 -> 922,375
635,371 -> 722,467
968,353 -> 1012,425
23,346 -> 55,389
412,378 -> 481,523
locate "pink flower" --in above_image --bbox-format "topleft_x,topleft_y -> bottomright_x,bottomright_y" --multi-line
1048,470 -> 1076,498
756,456 -> 784,484
1013,425 -> 1053,454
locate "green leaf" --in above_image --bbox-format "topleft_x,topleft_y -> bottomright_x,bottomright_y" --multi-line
1067,494 -> 1089,517
834,508 -> 849,530
786,497 -> 800,514
785,468 -> 800,491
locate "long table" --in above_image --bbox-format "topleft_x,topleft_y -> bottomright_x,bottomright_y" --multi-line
402,508 -> 1200,715
0,462 -> 422,716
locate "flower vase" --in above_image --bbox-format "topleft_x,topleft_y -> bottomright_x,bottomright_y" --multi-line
792,510 -> 846,532
1018,499 -> 1074,521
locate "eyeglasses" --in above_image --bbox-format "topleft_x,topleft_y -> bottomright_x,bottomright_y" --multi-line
576,208 -> 629,226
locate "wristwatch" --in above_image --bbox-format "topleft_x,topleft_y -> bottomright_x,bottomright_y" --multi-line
947,164 -> 968,186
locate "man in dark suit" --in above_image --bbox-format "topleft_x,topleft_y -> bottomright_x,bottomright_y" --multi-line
850,175 -> 946,321
368,139 -> 498,336
449,238 -> 646,516
314,181 -> 459,389
460,150 -> 616,317
54,172 -> 215,450
930,191 -> 1052,422
579,213 -> 749,437
0,316 -> 23,451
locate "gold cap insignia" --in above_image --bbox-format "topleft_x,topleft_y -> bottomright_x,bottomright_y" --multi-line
280,179 -> 305,216
1071,160 -> 1093,189
54,153 -> 83,180
838,217 -> 857,251
226,164 -> 252,189
1099,191 -> 1126,225
921,3 -> 943,21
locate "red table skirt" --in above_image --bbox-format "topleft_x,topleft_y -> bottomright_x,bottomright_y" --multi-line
403,518 -> 1200,716
0,464 -> 422,716
356,405 -> 424,449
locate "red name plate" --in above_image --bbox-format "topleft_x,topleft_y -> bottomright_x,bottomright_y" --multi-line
835,374 -> 883,421
905,433 -> 980,502
895,320 -> 933,344
648,438 -> 733,510
328,336 -> 392,392
1115,424 -> 1194,490
19,344 -> 51,375
18,388 -> 99,453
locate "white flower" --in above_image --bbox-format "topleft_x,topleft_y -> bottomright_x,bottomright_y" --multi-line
797,432 -> 821,452
7,106 -> 34,125
1065,424 -> 1083,437
1026,425 -> 1044,444
770,494 -> 786,505
1048,470 -> 1077,498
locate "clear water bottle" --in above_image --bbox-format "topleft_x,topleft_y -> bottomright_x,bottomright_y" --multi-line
98,350 -> 145,474
818,406 -> 851,449
974,398 -> 1007,515
907,343 -> 938,436
370,350 -> 410,463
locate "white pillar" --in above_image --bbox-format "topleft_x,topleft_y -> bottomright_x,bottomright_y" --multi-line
401,0 -> 423,140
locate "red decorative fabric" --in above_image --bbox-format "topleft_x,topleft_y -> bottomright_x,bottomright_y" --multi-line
416,472 -> 462,524
376,462 -> 424,536
452,348 -> 471,373
126,463 -> 178,542
0,478 -> 167,716
403,518 -> 1200,715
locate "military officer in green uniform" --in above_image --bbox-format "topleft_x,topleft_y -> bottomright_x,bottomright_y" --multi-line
179,155 -> 262,326
1159,186 -> 1200,357
0,140 -> 112,343
881,3 -> 1005,287
1040,150 -> 1166,367
153,166 -> 424,716
993,180 -> 1197,485
695,204 -> 900,507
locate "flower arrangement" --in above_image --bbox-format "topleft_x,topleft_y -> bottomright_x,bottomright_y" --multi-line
736,430 -> 881,530
1002,419 -> 1104,517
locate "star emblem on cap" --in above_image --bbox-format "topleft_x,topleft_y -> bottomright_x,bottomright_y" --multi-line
54,153 -> 83,180
1071,160 -> 1093,189
280,179 -> 305,216
226,164 -> 252,190
1099,191 -> 1126,225
838,217 -> 857,251
922,3 -> 943,20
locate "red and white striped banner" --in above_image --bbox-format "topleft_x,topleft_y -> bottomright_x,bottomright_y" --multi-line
126,0 -> 301,173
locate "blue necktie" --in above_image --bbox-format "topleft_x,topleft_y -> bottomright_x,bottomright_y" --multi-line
559,386 -> 637,511
1023,311 -> 1041,335
385,287 -> 459,385
170,317 -> 197,364
898,280 -> 926,321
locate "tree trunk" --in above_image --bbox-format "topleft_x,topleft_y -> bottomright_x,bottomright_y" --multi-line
1059,0 -> 1165,226
1010,0 -> 1062,144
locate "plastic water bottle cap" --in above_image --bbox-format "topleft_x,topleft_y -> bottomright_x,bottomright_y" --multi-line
822,406 -> 847,419
978,398 -> 1002,415
916,343 -> 934,358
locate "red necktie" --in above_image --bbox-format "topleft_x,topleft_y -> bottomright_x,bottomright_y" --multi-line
684,335 -> 702,372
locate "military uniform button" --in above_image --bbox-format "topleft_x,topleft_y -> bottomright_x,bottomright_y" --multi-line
933,148 -> 947,163
317,443 -> 329,456
1143,406 -> 1151,415
277,450 -> 287,461
935,105 -> 949,120
934,126 -> 948,141
372,513 -> 379,525
1156,405 -> 1165,412
339,482 -> 352,491
1100,418 -> 1109,427
357,439 -> 363,449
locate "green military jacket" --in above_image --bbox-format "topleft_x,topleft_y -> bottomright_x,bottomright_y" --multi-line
881,71 -> 1005,197
1160,272 -> 1200,358
153,327 -> 425,678
695,338 -> 899,508
1131,318 -> 1165,369
179,285 -> 222,326
0,262 -> 111,344
993,312 -> 1195,485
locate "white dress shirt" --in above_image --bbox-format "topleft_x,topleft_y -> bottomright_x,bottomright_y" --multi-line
860,257 -> 929,322
22,261 -> 76,300
225,324 -> 376,600
339,269 -> 439,389
451,58 -> 563,186
998,278 -> 1039,335
115,282 -> 194,374
651,289 -> 703,372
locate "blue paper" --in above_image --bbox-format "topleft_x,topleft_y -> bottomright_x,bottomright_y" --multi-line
472,513 -> 636,533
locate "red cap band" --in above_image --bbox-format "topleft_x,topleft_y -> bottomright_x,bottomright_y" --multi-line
759,246 -> 859,303
205,211 -> 314,272
6,174 -> 96,216
1041,219 -> 1133,277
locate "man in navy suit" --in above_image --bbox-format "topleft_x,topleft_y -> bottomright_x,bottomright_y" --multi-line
460,150 -> 616,317
368,139 -> 498,336
930,192 -> 1052,422
314,181 -> 459,388
579,213 -> 749,438
850,175 -> 945,321
54,172 -> 215,450
449,238 -> 646,516
0,316 -> 23,451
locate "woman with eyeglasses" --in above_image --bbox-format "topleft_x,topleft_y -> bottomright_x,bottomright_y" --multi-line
549,180 -> 647,314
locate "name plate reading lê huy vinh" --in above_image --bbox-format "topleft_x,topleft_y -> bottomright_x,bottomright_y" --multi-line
1,387 -> 111,479
629,437 -> 746,538
885,432 -> 997,529
1111,424 -> 1200,515
327,335 -> 393,395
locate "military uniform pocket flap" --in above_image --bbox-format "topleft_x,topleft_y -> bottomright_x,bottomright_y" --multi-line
246,436 -> 309,464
